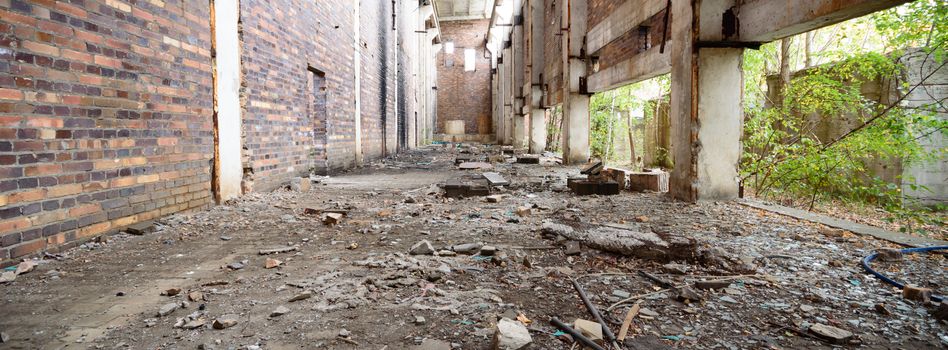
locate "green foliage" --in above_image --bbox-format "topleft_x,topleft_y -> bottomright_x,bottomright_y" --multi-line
742,51 -> 947,217
872,0 -> 948,61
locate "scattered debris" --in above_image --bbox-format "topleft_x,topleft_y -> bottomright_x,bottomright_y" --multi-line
188,291 -> 204,302
492,317 -> 532,350
809,323 -> 853,344
265,258 -> 282,269
515,155 -> 540,164
902,285 -> 933,302
163,288 -> 181,296
289,177 -> 311,192
258,246 -> 298,255
482,172 -> 510,187
628,170 -> 669,192
323,213 -> 344,225
875,248 -> 903,262
289,290 -> 314,302
212,315 -> 239,329
617,303 -> 640,341
458,162 -> 492,170
410,240 -> 435,255
125,221 -> 156,235
157,303 -> 179,317
270,306 -> 290,317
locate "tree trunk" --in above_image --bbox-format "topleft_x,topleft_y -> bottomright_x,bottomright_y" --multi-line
627,110 -> 636,170
804,32 -> 814,68
776,37 -> 792,107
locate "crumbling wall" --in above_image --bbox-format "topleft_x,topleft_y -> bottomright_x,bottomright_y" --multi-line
0,0 -> 214,263
435,20 -> 492,136
900,50 -> 948,205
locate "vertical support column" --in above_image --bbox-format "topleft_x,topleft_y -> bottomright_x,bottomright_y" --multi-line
210,0 -> 242,201
496,58 -> 507,144
561,0 -> 590,165
529,87 -> 547,152
353,0 -> 363,165
512,20 -> 526,149
669,0 -> 744,202
504,46 -> 514,145
527,0 -> 546,154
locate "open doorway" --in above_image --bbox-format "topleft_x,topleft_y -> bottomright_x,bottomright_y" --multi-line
308,66 -> 329,174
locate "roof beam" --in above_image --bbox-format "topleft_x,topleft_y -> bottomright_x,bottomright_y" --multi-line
736,0 -> 910,42
586,43 -> 671,93
586,0 -> 666,55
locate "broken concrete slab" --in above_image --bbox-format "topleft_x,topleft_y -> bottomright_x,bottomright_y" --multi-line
323,212 -> 344,225
415,339 -> 452,350
410,240 -> 435,255
515,155 -> 540,164
542,221 -> 698,262
258,246 -> 298,255
493,318 -> 532,350
212,314 -> 239,329
482,172 -> 510,187
809,323 -> 853,344
157,303 -> 178,317
126,221 -> 156,235
574,318 -> 604,343
458,162 -> 492,170
271,306 -> 290,317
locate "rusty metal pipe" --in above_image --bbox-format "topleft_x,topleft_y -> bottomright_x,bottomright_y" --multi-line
570,278 -> 620,348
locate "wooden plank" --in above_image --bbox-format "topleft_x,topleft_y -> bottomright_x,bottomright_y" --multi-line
586,44 -> 671,93
738,0 -> 910,43
586,0 -> 666,55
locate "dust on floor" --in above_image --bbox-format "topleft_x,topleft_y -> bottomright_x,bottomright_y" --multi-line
0,147 -> 945,350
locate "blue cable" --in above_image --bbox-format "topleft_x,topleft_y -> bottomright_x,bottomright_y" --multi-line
861,246 -> 947,303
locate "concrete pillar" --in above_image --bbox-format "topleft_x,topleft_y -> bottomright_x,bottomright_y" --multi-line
527,0 -> 546,154
504,46 -> 515,145
529,87 -> 547,153
511,19 -> 526,149
497,59 -> 508,144
211,0 -> 242,201
561,0 -> 590,165
669,0 -> 744,202
353,0 -> 363,164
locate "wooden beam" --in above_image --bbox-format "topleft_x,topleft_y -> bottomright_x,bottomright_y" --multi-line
586,44 -> 671,93
737,0 -> 910,43
586,0 -> 666,55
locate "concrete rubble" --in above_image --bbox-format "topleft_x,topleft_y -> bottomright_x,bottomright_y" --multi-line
0,147 -> 944,349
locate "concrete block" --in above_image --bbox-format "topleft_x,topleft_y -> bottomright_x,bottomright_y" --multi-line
629,170 -> 669,192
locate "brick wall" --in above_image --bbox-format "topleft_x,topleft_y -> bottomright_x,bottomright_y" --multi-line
436,20 -> 492,135
239,0 -> 355,190
0,0 -> 214,266
359,0 -> 397,159
588,0 -> 669,72
240,0 -> 402,190
542,0 -> 563,107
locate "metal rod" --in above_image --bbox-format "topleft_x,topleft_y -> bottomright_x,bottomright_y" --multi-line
550,318 -> 607,350
570,278 -> 620,348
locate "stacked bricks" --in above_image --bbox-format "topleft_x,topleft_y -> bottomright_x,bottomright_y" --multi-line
436,19 -> 493,136
0,0 -> 214,266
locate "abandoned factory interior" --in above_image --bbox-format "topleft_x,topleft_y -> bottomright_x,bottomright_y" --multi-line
1,0 -> 947,349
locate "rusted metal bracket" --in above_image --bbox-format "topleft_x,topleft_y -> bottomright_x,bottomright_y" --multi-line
659,0 -> 672,54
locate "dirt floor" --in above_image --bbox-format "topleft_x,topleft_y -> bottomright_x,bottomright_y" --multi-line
1,146 -> 946,350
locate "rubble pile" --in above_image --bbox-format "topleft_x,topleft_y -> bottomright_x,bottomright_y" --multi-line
0,146 -> 944,349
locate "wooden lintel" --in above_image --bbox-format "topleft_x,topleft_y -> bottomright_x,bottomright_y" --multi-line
737,0 -> 910,43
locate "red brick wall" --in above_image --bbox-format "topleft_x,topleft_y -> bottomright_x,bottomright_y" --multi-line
240,0 -> 401,190
542,0 -> 563,106
0,0 -> 214,265
436,19 -> 492,135
359,0 -> 397,159
588,0 -> 669,72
